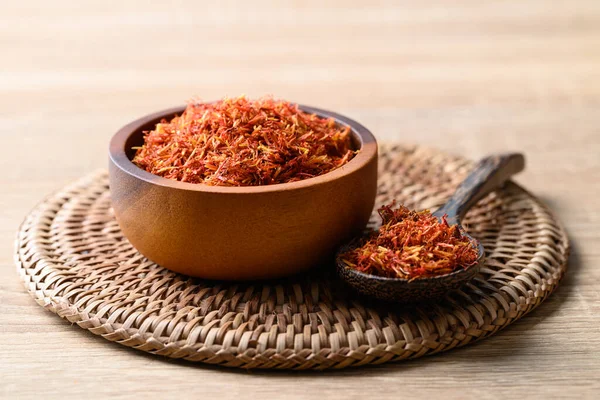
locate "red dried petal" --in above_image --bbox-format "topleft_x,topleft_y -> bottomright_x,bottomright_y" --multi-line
133,96 -> 355,186
340,204 -> 479,279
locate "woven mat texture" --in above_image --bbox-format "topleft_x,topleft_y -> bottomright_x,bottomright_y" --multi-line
15,145 -> 569,370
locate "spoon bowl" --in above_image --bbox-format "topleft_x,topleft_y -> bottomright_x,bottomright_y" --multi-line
336,153 -> 525,303
336,227 -> 485,303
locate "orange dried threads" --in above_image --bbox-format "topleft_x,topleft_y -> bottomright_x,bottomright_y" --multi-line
340,203 -> 479,280
132,96 -> 355,186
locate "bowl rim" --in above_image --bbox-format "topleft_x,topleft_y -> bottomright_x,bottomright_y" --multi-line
109,104 -> 378,194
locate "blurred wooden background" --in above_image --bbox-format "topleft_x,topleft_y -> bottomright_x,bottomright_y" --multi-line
1,1 -> 599,399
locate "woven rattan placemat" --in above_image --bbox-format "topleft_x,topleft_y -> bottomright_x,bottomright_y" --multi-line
15,145 -> 569,370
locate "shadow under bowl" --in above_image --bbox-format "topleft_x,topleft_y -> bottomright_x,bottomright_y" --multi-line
108,105 -> 378,280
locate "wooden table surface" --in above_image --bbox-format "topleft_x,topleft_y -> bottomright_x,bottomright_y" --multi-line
2,1 -> 599,399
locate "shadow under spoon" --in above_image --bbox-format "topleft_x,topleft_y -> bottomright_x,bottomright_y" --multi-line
336,152 -> 526,303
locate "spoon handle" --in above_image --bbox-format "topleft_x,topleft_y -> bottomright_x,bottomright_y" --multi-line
433,153 -> 525,224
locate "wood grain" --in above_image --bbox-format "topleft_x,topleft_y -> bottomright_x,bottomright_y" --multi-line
1,0 -> 599,399
434,153 -> 525,221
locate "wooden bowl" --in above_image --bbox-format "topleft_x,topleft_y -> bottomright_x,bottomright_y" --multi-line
108,105 -> 378,280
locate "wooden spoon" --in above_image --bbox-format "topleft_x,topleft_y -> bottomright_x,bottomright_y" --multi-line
336,153 -> 525,303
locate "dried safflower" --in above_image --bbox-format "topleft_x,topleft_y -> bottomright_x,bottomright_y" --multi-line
132,96 -> 355,186
340,203 -> 479,280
